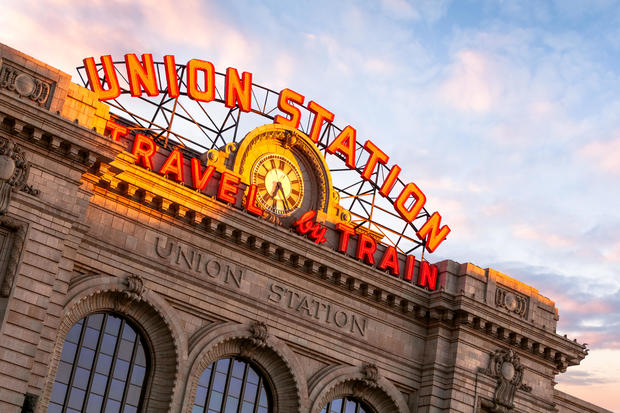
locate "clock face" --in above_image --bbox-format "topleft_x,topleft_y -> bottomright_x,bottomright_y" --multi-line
251,154 -> 304,216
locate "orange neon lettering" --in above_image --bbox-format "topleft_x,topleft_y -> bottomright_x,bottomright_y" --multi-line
190,159 -> 215,191
245,184 -> 263,216
380,164 -> 401,197
274,88 -> 304,128
164,55 -> 180,98
326,125 -> 357,169
417,212 -> 451,253
187,59 -> 215,102
403,255 -> 416,282
355,233 -> 376,265
105,120 -> 128,142
336,223 -> 355,253
394,182 -> 426,222
362,140 -> 389,181
125,53 -> 158,97
159,148 -> 185,182
417,261 -> 438,290
308,101 -> 335,143
132,134 -> 157,170
217,172 -> 240,204
225,67 -> 252,112
83,55 -> 121,100
377,246 -> 400,276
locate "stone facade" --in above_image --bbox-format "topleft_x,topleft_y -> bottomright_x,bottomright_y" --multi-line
0,42 -> 612,413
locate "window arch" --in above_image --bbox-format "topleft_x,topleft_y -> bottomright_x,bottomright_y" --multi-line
321,397 -> 373,413
47,313 -> 149,413
192,357 -> 271,413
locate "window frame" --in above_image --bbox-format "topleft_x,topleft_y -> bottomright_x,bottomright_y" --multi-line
192,356 -> 272,413
48,312 -> 151,413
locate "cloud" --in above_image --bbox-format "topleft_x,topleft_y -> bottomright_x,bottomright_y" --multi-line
558,369 -> 617,385
380,0 -> 420,20
439,50 -> 498,113
512,224 -> 575,248
580,135 -> 620,176
380,0 -> 449,22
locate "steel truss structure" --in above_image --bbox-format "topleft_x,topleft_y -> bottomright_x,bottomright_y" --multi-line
77,60 -> 435,256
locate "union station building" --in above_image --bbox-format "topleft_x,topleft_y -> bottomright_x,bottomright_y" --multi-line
0,43 -> 612,413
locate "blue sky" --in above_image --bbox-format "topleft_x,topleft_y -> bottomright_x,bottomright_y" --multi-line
2,0 -> 620,409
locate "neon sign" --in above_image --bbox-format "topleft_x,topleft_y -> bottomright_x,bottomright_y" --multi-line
84,53 -> 450,253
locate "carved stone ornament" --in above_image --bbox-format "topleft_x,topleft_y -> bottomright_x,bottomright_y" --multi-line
480,349 -> 532,413
114,274 -> 146,312
249,321 -> 269,346
0,62 -> 52,107
123,274 -> 145,301
495,287 -> 528,318
360,363 -> 379,388
0,138 -> 30,215
240,321 -> 269,360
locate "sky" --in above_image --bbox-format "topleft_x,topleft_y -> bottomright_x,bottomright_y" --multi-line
2,0 -> 620,410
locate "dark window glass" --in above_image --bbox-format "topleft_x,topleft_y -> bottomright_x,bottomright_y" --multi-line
48,313 -> 149,413
321,397 -> 371,413
192,357 -> 271,413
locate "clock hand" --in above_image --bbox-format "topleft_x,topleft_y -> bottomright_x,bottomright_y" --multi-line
277,182 -> 290,211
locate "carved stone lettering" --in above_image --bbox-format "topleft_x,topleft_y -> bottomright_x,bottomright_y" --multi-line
267,282 -> 367,337
154,236 -> 244,289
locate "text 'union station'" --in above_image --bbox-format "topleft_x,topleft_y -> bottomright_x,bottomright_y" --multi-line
0,43 -> 611,413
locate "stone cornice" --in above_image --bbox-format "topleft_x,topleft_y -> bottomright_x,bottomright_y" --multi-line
0,92 -> 124,169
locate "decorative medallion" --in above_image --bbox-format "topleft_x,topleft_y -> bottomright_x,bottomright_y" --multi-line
495,287 -> 528,318
0,63 -> 52,107
479,348 -> 531,413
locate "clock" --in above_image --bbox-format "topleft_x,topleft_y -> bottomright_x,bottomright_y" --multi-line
251,153 -> 304,216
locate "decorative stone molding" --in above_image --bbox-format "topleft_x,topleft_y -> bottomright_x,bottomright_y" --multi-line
123,273 -> 145,300
495,286 -> 528,318
0,62 -> 53,107
360,363 -> 379,388
183,321 -> 308,413
0,216 -> 27,297
308,364 -> 409,413
479,348 -> 532,413
0,137 -> 30,214
249,320 -> 269,346
240,320 -> 270,359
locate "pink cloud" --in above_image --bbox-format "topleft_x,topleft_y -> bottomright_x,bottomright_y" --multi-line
439,50 -> 498,113
512,224 -> 575,248
580,135 -> 620,176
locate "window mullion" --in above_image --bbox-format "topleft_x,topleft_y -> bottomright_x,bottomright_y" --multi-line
253,376 -> 263,413
60,319 -> 87,413
82,314 -> 108,410
204,361 -> 217,412
119,331 -> 140,411
101,318 -> 125,413
220,357 -> 235,412
236,360 -> 250,413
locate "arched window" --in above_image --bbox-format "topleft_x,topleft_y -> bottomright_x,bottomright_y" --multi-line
192,357 -> 270,413
321,397 -> 372,413
47,313 -> 149,413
